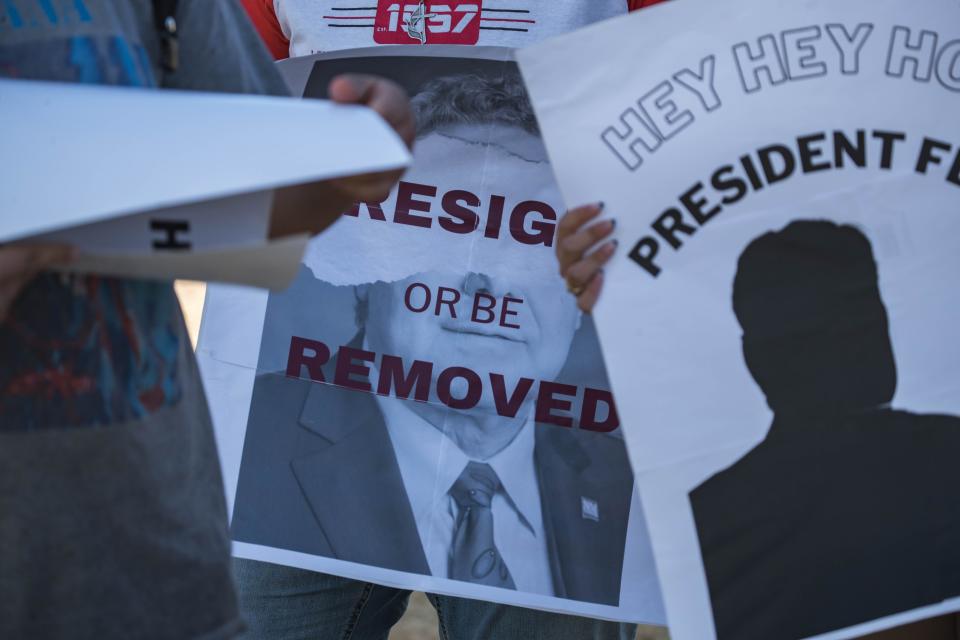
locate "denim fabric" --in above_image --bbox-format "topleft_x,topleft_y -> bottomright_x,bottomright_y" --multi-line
235,559 -> 638,640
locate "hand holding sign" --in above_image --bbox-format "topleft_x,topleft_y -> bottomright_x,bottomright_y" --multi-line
326,74 -> 416,199
556,203 -> 617,312
268,74 -> 416,239
0,78 -> 412,289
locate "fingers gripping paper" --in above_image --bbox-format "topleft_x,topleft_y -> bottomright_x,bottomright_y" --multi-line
517,1 -> 960,638
0,79 -> 410,288
198,47 -> 666,624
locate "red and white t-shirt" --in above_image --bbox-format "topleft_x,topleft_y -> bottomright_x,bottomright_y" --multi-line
243,0 -> 669,59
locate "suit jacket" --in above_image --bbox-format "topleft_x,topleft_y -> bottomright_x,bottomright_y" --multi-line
690,409 -> 960,640
233,368 -> 635,606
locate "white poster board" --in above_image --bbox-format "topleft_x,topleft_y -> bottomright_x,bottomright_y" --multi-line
0,79 -> 410,287
199,47 -> 666,625
518,0 -> 960,638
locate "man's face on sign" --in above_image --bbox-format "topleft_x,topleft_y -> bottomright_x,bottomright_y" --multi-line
360,123 -> 580,414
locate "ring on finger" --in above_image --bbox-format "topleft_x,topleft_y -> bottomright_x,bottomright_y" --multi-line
566,278 -> 586,297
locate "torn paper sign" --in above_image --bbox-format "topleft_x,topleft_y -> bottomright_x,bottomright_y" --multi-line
302,116 -> 565,288
199,47 -> 666,626
32,191 -> 309,289
294,47 -> 564,288
0,78 -> 410,287
517,0 -> 960,638
33,192 -> 273,255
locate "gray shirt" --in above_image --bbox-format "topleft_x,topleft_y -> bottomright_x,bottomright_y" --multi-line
0,2 -> 286,637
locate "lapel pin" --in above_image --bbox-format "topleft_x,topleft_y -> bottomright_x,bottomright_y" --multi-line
581,496 -> 600,522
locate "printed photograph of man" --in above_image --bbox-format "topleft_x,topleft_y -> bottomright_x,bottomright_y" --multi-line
230,68 -> 636,607
689,220 -> 960,640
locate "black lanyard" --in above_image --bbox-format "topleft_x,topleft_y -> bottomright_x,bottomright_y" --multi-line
152,0 -> 180,74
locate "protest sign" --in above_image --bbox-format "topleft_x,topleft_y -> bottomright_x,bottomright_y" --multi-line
517,0 -> 960,637
0,78 -> 410,287
198,47 -> 666,624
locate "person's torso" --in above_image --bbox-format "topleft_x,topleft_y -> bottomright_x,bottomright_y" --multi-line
1,0 -> 284,426
275,0 -> 629,55
0,2 -> 181,430
0,2 -> 283,637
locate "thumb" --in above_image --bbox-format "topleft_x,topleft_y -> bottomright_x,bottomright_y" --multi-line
328,74 -> 376,105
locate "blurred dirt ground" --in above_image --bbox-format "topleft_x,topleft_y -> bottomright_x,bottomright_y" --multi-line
175,280 -> 206,346
390,592 -> 438,640
175,285 -> 668,640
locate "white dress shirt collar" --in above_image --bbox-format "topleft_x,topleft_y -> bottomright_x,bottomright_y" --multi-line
374,391 -> 542,537
370,375 -> 553,594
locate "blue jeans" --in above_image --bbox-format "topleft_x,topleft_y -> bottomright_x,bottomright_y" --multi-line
234,559 -> 638,640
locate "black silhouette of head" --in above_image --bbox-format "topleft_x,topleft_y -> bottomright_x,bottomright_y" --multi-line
733,220 -> 896,417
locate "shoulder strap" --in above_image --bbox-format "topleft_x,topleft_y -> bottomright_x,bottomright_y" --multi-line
152,0 -> 180,73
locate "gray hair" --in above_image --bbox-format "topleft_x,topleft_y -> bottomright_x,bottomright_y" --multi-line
411,72 -> 540,138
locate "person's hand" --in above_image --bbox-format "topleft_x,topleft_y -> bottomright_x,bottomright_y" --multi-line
268,74 -> 415,239
556,203 -> 616,313
325,73 -> 415,203
0,244 -> 76,322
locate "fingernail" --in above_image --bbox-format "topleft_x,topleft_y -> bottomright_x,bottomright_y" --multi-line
611,238 -> 619,247
597,201 -> 605,211
609,218 -> 617,229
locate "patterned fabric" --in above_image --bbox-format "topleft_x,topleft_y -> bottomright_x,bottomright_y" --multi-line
0,0 -> 182,431
0,275 -> 182,430
1,3 -> 290,638
449,461 -> 516,589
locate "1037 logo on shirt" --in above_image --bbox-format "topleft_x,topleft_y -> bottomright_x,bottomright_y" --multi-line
374,0 -> 482,45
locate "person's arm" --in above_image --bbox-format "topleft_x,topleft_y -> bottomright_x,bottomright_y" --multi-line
241,0 -> 290,60
233,4 -> 415,238
267,74 -> 416,239
0,245 -> 75,322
